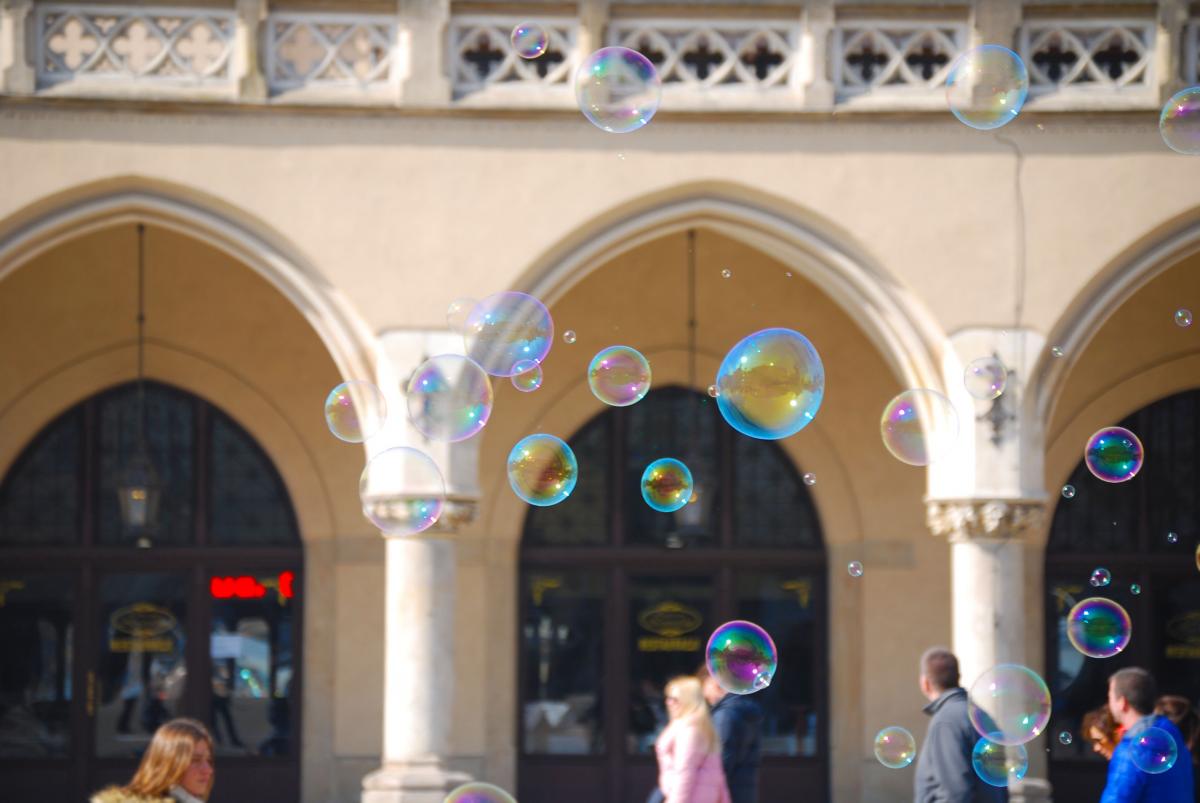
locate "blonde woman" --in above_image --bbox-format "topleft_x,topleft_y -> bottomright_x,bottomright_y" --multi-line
92,718 -> 215,803
655,676 -> 732,803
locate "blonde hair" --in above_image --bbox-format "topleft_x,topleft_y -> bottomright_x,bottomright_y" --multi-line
662,676 -> 719,754
124,718 -> 214,799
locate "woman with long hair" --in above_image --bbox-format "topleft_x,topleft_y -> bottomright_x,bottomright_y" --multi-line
655,676 -> 731,803
1082,704 -> 1122,760
92,718 -> 215,803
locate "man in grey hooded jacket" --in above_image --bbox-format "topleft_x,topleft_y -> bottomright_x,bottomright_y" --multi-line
914,647 -> 1008,803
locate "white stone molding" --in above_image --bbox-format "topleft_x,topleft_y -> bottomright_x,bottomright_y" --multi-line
449,15 -> 577,106
265,11 -> 399,98
831,20 -> 966,107
926,498 -> 1047,543
35,3 -> 236,94
608,18 -> 803,109
1019,18 -> 1158,109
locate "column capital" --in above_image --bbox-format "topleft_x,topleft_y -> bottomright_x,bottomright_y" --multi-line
926,498 -> 1047,543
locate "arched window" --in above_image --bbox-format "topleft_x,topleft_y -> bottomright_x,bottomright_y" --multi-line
0,382 -> 302,801
519,387 -> 827,803
1045,389 -> 1200,803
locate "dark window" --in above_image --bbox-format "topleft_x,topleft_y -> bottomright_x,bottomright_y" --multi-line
0,411 -> 82,546
209,411 -> 299,546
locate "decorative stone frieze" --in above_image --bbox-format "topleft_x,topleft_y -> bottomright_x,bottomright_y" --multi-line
926,498 -> 1047,542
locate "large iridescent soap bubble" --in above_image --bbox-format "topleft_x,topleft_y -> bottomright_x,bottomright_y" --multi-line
507,434 -> 578,507
706,620 -> 777,695
1085,426 -> 1143,483
575,47 -> 661,134
714,328 -> 824,440
880,389 -> 959,466
1160,86 -> 1200,155
968,664 -> 1051,746
1066,597 -> 1132,659
588,345 -> 651,407
641,458 -> 693,513
874,726 -> 917,769
324,381 -> 387,443
445,782 -> 518,803
406,355 -> 494,442
972,737 -> 1029,787
464,292 -> 554,378
359,447 -> 444,536
945,45 -> 1028,130
1129,722 -> 1179,774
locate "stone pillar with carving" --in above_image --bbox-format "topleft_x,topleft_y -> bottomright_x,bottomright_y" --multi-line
361,330 -> 480,803
0,0 -> 35,95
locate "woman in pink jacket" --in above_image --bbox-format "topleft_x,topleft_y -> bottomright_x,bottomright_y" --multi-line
655,676 -> 732,803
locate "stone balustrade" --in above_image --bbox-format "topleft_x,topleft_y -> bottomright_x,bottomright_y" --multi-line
0,0 -> 1195,112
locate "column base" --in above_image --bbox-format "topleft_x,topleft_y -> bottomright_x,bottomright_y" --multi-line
1010,777 -> 1053,802
361,757 -> 472,803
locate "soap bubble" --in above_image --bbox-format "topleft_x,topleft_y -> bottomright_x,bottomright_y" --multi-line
874,726 -> 917,769
964,356 -> 1007,400
464,292 -> 554,377
445,782 -> 517,803
714,328 -> 825,440
1051,346 -> 1065,358
1131,584 -> 1142,595
968,664 -> 1051,746
847,561 -> 864,578
705,620 -> 777,695
511,360 -> 543,393
507,434 -> 578,507
972,737 -> 1028,787
324,381 -> 387,443
945,45 -> 1028,130
803,472 -> 816,486
721,268 -> 733,279
588,345 -> 651,407
1084,426 -> 1143,483
406,355 -> 494,442
1066,597 -> 1132,659
1089,567 -> 1111,588
359,447 -> 444,536
510,22 -> 548,59
880,389 -> 959,466
575,47 -> 661,134
1176,308 -> 1194,327
1129,723 -> 1179,775
1062,485 -> 1076,499
563,330 -> 577,344
1168,531 -> 1179,544
1059,731 -> 1073,746
641,458 -> 693,513
707,384 -> 719,398
1160,87 -> 1200,155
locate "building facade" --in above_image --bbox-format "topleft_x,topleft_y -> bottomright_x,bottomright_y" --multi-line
1,0 -> 1199,801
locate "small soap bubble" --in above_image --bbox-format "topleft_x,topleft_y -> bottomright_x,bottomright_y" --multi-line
1089,567 -> 1111,588
563,330 -> 577,344
445,782 -> 517,803
1160,86 -> 1200,155
1129,723 -> 1179,774
968,664 -> 1051,746
972,738 -> 1029,787
1130,584 -> 1142,595
507,434 -> 578,507
705,620 -> 778,695
511,22 -> 548,59
803,472 -> 816,486
847,561 -> 864,578
1058,731 -> 1073,746
575,47 -> 662,134
881,389 -> 959,466
588,345 -> 651,407
721,268 -> 733,279
1051,346 -> 1065,358
1167,531 -> 1179,544
1062,485 -> 1076,499
511,360 -> 544,393
1067,597 -> 1132,659
1085,427 -> 1143,483
1175,308 -> 1193,327
964,356 -> 1007,400
707,384 -> 719,398
945,45 -> 1029,130
324,381 -> 387,443
874,726 -> 917,769
359,447 -> 444,536
641,458 -> 693,513
784,271 -> 793,278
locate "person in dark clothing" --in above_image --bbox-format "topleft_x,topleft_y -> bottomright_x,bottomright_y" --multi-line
913,647 -> 1007,803
698,663 -> 763,803
1101,668 -> 1194,803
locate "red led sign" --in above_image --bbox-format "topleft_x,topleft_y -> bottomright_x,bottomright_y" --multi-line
210,571 -> 295,602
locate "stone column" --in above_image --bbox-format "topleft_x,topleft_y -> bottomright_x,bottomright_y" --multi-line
0,0 -> 36,95
801,0 -> 835,109
397,0 -> 452,107
233,0 -> 268,102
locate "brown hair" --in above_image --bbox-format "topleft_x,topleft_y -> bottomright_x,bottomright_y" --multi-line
1110,667 -> 1157,715
1155,695 -> 1200,765
919,647 -> 960,692
1082,705 -> 1121,760
124,718 -> 214,798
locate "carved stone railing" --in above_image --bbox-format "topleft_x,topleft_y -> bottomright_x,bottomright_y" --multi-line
1018,18 -> 1158,109
265,11 -> 398,99
831,20 -> 966,107
448,15 -> 577,106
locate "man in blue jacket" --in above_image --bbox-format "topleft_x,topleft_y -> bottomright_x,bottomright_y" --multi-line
699,664 -> 763,803
1101,667 -> 1194,803
914,647 -> 1007,803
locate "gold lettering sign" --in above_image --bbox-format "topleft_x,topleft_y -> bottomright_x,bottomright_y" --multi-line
109,637 -> 174,654
111,602 -> 177,639
638,601 -> 702,638
638,637 -> 702,653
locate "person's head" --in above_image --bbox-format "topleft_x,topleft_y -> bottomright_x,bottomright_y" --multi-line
125,718 -> 214,800
918,647 -> 960,702
662,676 -> 718,753
695,662 -> 726,707
1107,668 -> 1156,729
1081,705 -> 1121,760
